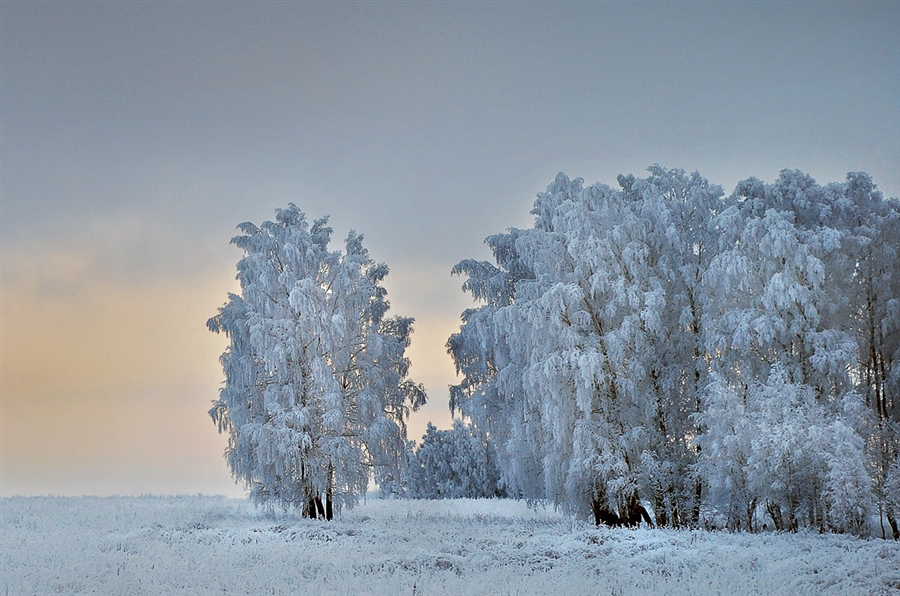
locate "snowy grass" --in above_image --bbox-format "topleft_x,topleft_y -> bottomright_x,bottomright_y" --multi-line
2,496 -> 898,595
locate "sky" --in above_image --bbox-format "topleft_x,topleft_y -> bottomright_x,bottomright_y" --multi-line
2,1 -> 898,497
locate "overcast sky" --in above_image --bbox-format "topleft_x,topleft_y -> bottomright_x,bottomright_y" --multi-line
2,2 -> 897,497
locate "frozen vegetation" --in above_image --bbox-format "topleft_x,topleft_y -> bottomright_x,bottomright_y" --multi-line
2,495 -> 898,595
449,168 -> 900,535
207,169 -> 899,536
208,205 -> 426,517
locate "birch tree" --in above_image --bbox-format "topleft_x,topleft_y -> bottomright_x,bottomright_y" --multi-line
450,169 -> 720,526
209,204 -> 425,516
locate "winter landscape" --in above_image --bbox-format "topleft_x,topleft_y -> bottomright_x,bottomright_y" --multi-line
3,495 -> 898,595
201,167 -> 900,534
4,4 -> 899,596
6,165 -> 899,595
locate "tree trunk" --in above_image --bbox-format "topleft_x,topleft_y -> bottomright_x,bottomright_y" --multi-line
591,491 -> 620,527
325,488 -> 334,521
766,501 -> 784,532
620,492 -> 654,528
746,498 -> 757,532
654,488 -> 668,528
887,510 -> 900,541
671,495 -> 681,529
325,461 -> 334,521
304,497 -> 318,519
314,496 -> 326,519
788,496 -> 798,532
691,478 -> 702,528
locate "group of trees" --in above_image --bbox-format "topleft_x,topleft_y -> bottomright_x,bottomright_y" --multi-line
209,167 -> 898,538
401,420 -> 504,500
448,167 -> 899,537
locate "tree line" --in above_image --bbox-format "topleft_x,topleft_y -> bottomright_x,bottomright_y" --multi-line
448,167 -> 898,537
209,167 -> 898,537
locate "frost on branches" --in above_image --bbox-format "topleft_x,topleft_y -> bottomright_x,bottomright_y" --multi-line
449,167 -> 900,537
208,205 -> 426,517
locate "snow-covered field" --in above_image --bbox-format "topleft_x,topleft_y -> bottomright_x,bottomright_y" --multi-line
2,496 -> 898,595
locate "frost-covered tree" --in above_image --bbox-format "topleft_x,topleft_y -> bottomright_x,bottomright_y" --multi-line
208,204 -> 426,517
404,420 -> 504,499
833,172 -> 900,538
450,168 -> 721,527
624,167 -> 725,527
885,457 -> 900,537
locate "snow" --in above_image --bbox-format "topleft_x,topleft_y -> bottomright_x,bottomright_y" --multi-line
3,496 -> 897,595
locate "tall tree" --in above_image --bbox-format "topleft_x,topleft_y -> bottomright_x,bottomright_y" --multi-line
209,205 -> 425,517
834,172 -> 900,538
697,171 -> 876,533
625,167 -> 725,527
450,169 -> 720,526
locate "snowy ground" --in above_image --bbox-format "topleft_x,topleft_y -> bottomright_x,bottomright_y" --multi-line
2,496 -> 898,595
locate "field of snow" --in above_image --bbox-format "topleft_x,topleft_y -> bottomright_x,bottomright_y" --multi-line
2,495 -> 898,595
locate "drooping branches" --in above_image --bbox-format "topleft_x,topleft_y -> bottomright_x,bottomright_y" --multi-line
449,167 -> 899,536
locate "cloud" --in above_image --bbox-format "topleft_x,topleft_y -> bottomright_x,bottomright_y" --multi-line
0,234 -> 241,495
